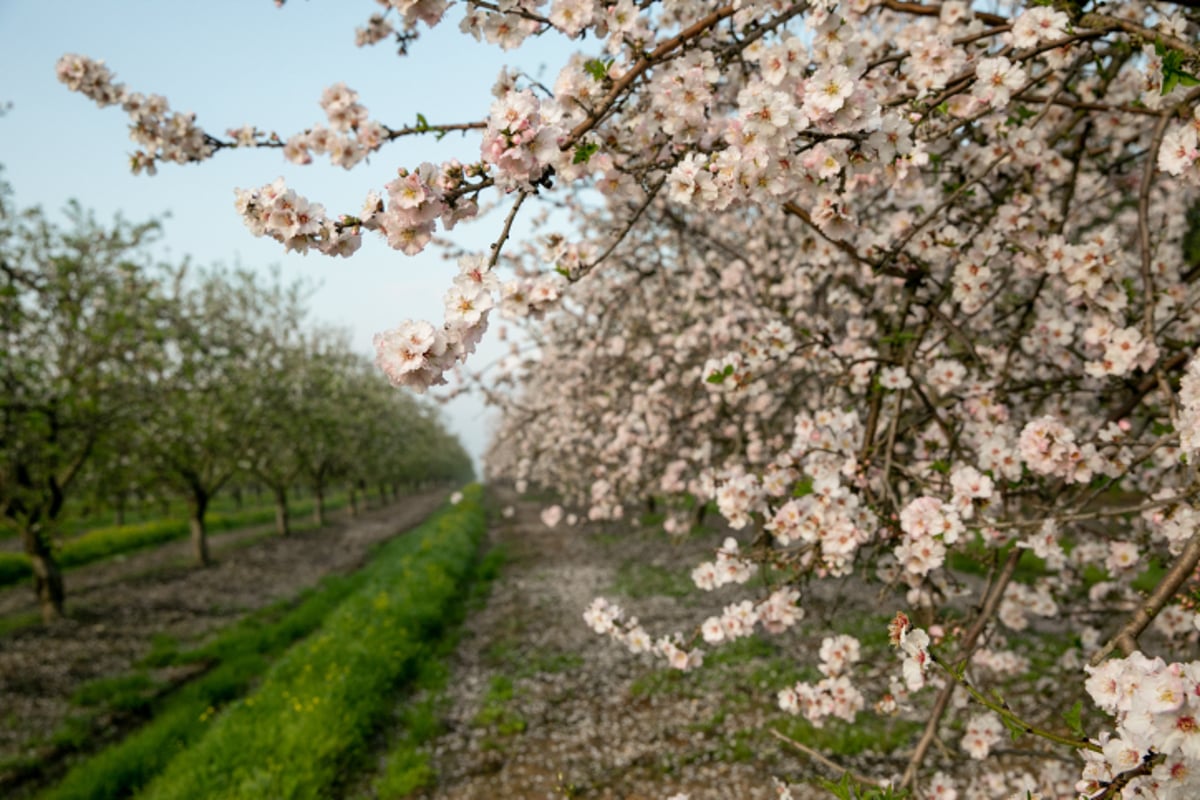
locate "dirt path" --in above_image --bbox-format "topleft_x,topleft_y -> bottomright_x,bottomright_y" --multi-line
410,487 -> 798,800
0,489 -> 449,766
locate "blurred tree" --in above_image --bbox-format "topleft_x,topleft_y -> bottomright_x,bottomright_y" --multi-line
239,272 -> 311,536
292,327 -> 357,527
140,266 -> 270,566
0,184 -> 166,620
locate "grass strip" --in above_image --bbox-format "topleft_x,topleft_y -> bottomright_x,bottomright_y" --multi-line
366,543 -> 506,798
0,494 -> 353,590
35,572 -> 365,800
0,491 -> 365,542
135,485 -> 485,800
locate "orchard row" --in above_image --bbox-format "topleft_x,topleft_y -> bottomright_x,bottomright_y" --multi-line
0,181 -> 472,622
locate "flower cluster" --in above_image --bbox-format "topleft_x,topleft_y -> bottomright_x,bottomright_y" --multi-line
777,634 -> 865,727
691,537 -> 756,590
56,54 -> 214,175
280,83 -> 385,170
895,496 -> 964,577
1080,653 -> 1200,798
961,712 -> 1006,760
582,597 -> 698,670
888,612 -> 932,692
373,255 -> 497,392
480,90 -> 563,189
233,178 -> 361,257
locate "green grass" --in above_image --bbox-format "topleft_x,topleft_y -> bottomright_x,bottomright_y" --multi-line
0,491 -> 358,543
34,488 -> 455,800
366,541 -> 508,799
773,715 -> 924,757
609,560 -> 693,599
0,610 -> 40,638
132,486 -> 485,800
70,674 -> 157,713
38,571 -> 368,800
472,675 -> 527,738
948,531 -> 1168,597
0,493 -> 354,591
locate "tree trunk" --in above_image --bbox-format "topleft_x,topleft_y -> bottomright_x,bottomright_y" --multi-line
274,485 -> 290,536
20,528 -> 64,623
232,486 -> 244,510
349,485 -> 360,517
313,484 -> 326,527
189,491 -> 210,567
114,491 -> 127,526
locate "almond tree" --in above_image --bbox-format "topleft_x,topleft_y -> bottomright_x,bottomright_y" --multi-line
238,274 -> 312,536
289,327 -> 360,527
59,1 -> 1200,794
0,187 -> 165,620
141,267 -> 273,566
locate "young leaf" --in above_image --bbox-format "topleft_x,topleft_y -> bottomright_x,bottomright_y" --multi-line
816,773 -> 855,800
583,58 -> 609,81
573,142 -> 599,164
1063,700 -> 1085,739
999,712 -> 1027,742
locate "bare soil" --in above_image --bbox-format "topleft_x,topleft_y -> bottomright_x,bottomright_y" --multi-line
407,487 -> 809,800
0,490 -> 449,782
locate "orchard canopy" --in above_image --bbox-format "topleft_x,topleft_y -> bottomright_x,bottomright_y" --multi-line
58,0 -> 1200,797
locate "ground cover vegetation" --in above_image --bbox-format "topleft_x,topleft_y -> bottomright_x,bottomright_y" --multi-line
27,487 -> 486,800
59,0 -> 1200,797
0,490 -> 355,590
130,486 -> 485,800
0,179 -> 473,622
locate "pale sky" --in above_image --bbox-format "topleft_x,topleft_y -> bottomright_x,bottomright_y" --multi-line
0,0 -> 575,469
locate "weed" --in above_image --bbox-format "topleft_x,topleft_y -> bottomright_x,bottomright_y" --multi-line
133,488 -> 486,800
610,561 -> 693,599
70,673 -> 157,712
473,675 -> 527,737
41,491 -> 483,800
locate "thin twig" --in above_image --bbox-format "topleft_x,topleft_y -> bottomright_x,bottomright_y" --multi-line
1090,533 -> 1200,665
770,728 -> 878,786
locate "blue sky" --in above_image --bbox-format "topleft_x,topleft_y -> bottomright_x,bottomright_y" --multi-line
0,0 -> 576,468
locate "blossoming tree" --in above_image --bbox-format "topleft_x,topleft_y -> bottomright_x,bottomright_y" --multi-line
60,0 -> 1200,795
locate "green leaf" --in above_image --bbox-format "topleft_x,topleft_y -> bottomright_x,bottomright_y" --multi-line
415,112 -> 429,131
998,712 -> 1027,742
705,364 -> 734,385
792,477 -> 814,498
572,142 -> 599,164
931,459 -> 950,475
816,772 -> 855,800
1159,47 -> 1200,95
1063,700 -> 1085,739
583,58 -> 612,82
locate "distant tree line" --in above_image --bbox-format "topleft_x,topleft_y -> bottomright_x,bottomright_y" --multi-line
0,181 -> 473,622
